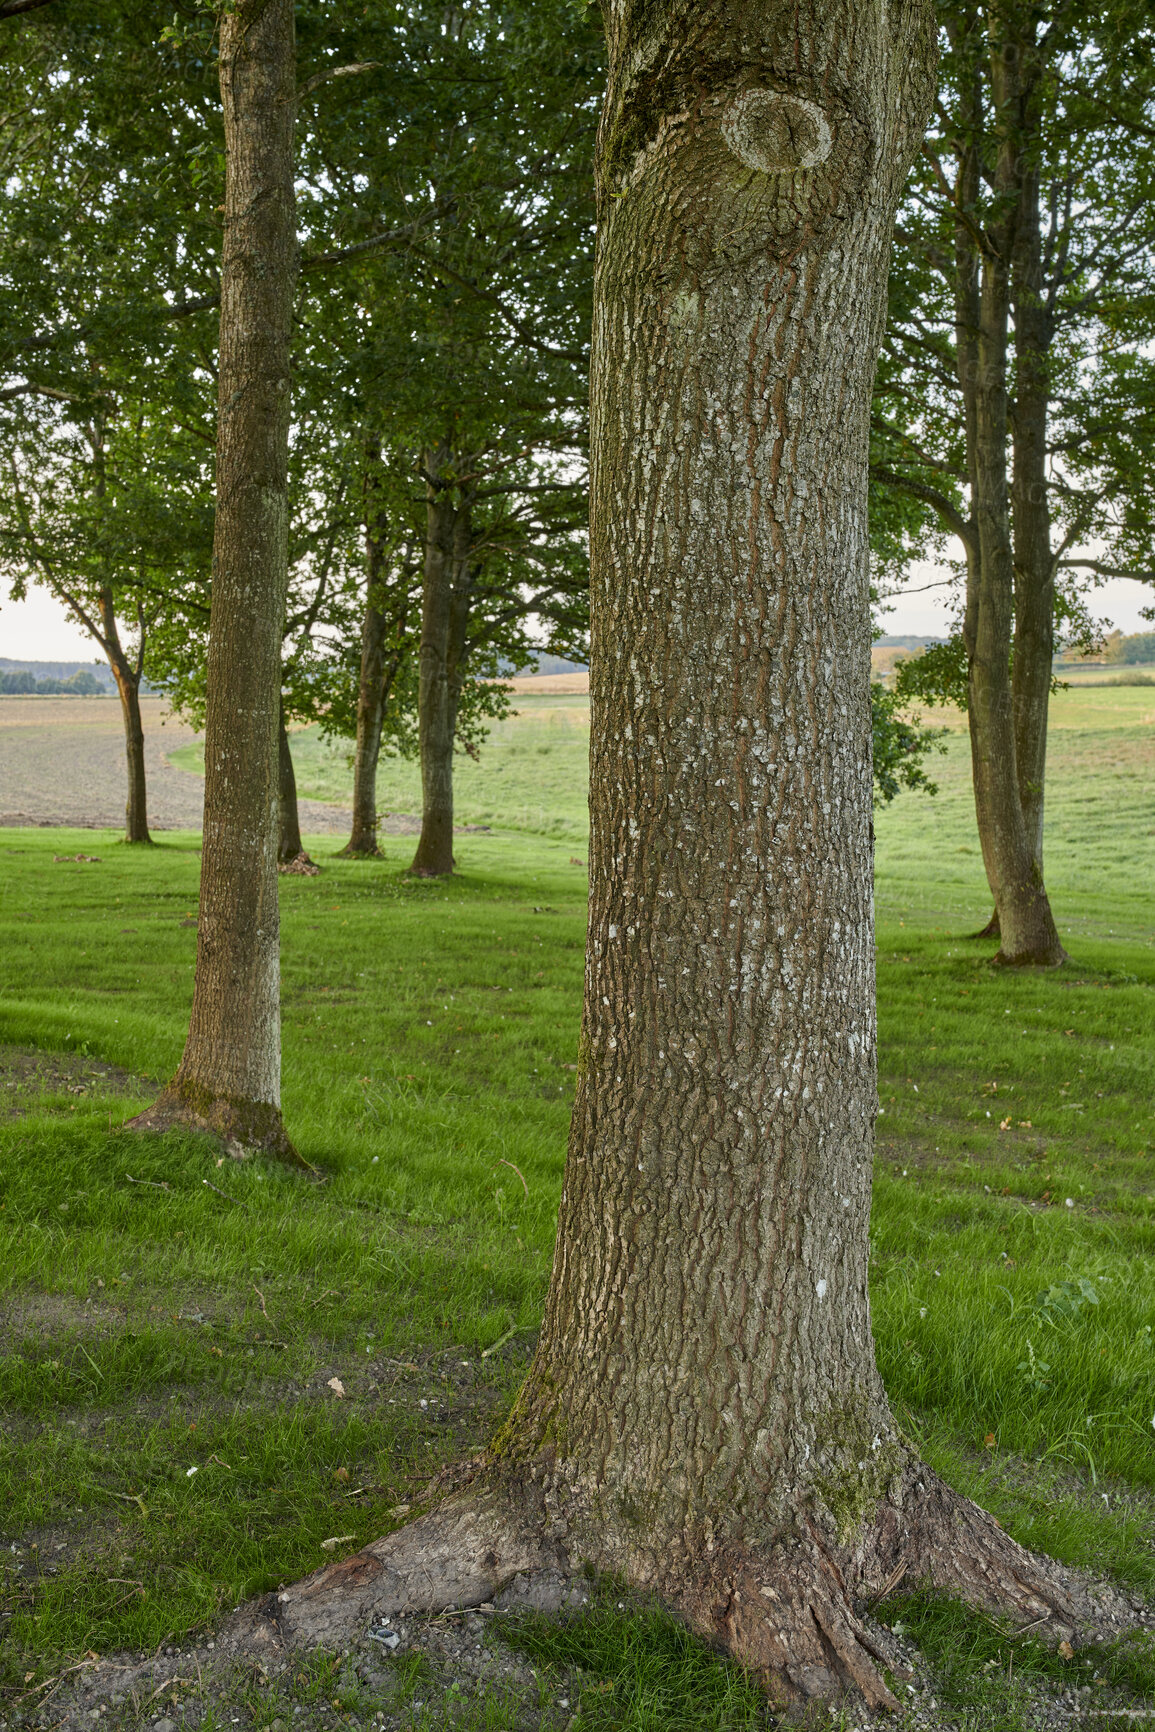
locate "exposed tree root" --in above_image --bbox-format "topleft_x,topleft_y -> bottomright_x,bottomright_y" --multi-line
214,1461 -> 1151,1714
969,911 -> 1000,941
123,1086 -> 317,1173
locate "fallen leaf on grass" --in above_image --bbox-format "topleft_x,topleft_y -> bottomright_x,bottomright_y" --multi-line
320,1535 -> 356,1551
983,1433 -> 997,1449
999,1117 -> 1011,1131
327,1376 -> 346,1398
1059,1640 -> 1074,1660
334,1466 -> 349,1483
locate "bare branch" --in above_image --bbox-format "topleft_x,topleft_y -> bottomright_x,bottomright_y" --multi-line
298,61 -> 381,98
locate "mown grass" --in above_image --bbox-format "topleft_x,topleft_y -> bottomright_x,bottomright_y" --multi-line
170,694 -> 593,844
2,678 -> 1154,1725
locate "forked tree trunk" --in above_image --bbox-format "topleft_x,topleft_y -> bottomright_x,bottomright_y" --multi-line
128,0 -> 306,1166
965,25 -> 1064,967
238,0 -> 1139,1707
410,452 -> 459,878
98,590 -> 152,846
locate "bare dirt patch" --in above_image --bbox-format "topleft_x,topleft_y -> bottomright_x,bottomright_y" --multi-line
0,697 -> 350,831
0,1046 -> 150,1119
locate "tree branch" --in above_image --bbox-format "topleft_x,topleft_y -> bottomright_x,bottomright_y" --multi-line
870,464 -> 976,553
298,61 -> 380,99
1058,558 -> 1155,584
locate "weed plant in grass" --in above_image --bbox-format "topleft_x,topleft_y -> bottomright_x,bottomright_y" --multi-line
1,677 -> 1154,1722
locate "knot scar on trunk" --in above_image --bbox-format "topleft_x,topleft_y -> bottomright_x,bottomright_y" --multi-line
721,91 -> 832,173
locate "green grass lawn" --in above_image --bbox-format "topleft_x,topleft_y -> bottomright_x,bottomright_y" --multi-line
2,681 -> 1154,1728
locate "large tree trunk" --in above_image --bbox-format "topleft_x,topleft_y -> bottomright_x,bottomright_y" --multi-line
410,450 -> 459,878
965,25 -> 1064,967
238,0 -> 1138,1707
98,589 -> 151,846
128,0 -> 306,1165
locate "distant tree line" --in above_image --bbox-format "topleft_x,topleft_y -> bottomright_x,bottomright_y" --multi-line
0,666 -> 105,694
1096,630 -> 1155,666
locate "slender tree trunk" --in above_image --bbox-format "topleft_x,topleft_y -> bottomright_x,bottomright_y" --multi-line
1010,159 -> 1054,876
98,589 -> 152,845
410,450 -> 459,877
341,454 -> 394,857
951,37 -> 999,945
965,27 -> 1064,966
129,0 -> 307,1165
277,696 -> 305,864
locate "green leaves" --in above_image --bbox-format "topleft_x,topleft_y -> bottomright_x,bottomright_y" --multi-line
1034,1277 -> 1101,1327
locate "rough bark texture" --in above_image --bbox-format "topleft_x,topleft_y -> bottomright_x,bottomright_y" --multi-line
99,589 -> 152,846
128,0 -> 306,1166
410,451 -> 470,878
222,0 -> 1151,1705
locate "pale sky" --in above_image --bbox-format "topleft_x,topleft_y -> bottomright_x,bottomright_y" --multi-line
2,565 -> 1151,662
876,556 -> 1153,640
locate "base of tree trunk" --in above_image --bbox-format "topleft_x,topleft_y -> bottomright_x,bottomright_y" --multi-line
993,942 -> 1068,968
970,911 -> 1000,940
409,858 -> 454,878
277,851 -> 321,876
124,832 -> 154,846
124,1082 -> 316,1172
218,1461 -> 1146,1712
336,837 -> 383,859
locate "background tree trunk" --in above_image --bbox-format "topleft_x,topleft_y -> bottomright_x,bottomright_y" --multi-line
1010,157 -> 1054,876
129,0 -> 305,1164
410,449 -> 458,877
277,696 -> 305,864
965,25 -> 1064,966
98,589 -> 151,845
341,453 -> 394,857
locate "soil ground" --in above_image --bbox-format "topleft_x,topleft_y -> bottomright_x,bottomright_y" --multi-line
0,699 -> 350,833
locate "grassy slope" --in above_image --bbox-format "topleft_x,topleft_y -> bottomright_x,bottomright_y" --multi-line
2,682 -> 1154,1723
